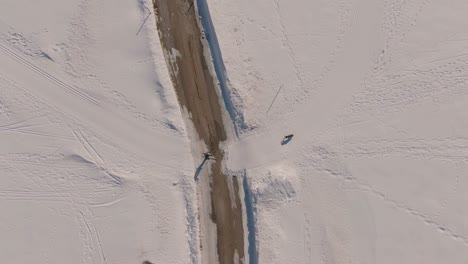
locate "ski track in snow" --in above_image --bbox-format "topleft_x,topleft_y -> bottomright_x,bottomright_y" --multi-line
0,0 -> 193,263
208,0 -> 468,262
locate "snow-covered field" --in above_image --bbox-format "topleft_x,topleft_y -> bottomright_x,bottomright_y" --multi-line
208,0 -> 468,263
0,0 -> 196,263
2,0 -> 468,263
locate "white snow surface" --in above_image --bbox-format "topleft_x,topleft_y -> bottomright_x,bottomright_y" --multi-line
208,0 -> 468,263
0,0 -> 197,263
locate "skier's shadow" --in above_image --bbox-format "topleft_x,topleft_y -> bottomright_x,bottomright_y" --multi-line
194,157 -> 208,181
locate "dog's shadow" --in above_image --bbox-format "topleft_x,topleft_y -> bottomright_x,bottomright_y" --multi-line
281,136 -> 293,145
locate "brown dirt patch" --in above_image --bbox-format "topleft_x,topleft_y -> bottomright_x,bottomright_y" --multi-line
151,1 -> 245,263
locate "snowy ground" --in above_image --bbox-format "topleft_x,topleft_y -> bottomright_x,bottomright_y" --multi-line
208,0 -> 468,263
3,0 -> 468,263
0,0 -> 196,263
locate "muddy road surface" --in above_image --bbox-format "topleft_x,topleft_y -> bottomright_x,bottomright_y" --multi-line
151,1 -> 245,264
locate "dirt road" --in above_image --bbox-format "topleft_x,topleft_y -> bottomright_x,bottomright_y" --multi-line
151,1 -> 245,263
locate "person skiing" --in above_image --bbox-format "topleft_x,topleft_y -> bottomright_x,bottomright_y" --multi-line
203,152 -> 214,160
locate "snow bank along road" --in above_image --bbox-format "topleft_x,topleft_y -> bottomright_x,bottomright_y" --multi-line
152,0 -> 245,264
